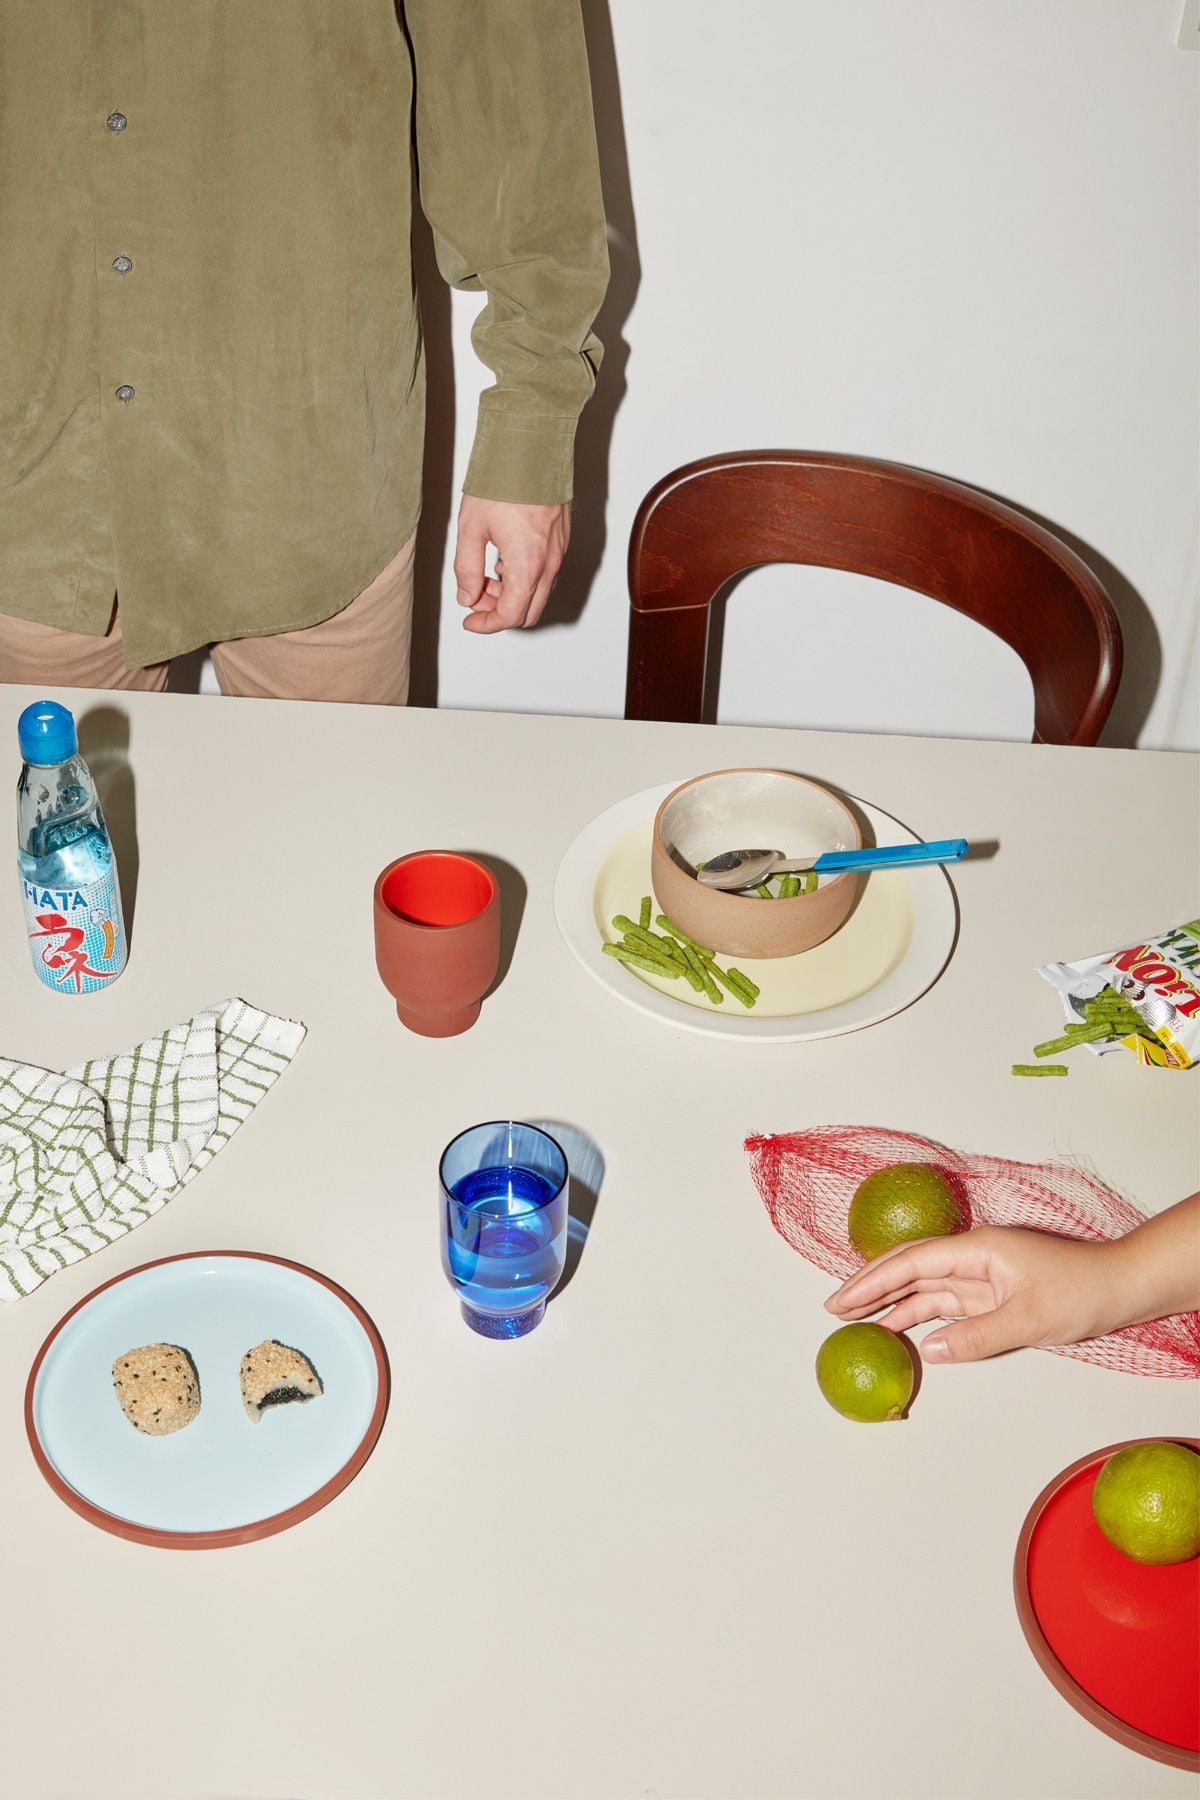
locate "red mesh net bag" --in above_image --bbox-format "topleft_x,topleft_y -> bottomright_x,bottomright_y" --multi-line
745,1125 -> 1200,1379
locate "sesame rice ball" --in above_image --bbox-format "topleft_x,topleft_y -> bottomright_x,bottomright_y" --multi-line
112,1343 -> 201,1435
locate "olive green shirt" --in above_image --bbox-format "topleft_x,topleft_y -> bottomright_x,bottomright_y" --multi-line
0,2 -> 608,666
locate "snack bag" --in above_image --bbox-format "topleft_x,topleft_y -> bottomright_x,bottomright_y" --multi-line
1037,920 -> 1200,1069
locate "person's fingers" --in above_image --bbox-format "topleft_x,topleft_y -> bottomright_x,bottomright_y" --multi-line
826,1238 -> 971,1313
874,1291 -> 968,1334
484,559 -> 503,602
834,1288 -> 949,1332
459,510 -> 568,632
465,581 -> 536,631
874,1296 -> 949,1334
453,518 -> 489,609
921,1299 -> 1033,1363
835,1273 -> 999,1319
465,549 -> 541,633
469,577 -> 503,613
464,585 -> 537,631
828,1226 -> 1010,1312
837,1275 -> 997,1327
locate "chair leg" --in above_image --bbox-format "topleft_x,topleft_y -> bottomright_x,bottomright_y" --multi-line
625,606 -> 710,723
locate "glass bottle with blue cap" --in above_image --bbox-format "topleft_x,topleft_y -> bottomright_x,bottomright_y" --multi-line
17,700 -> 127,993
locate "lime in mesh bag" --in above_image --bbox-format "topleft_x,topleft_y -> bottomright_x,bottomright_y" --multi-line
745,1124 -> 1200,1379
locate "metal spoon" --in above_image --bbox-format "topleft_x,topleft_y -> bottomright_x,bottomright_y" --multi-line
695,838 -> 969,890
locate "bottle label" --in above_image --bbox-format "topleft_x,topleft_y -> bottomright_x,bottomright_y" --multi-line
21,868 -> 128,994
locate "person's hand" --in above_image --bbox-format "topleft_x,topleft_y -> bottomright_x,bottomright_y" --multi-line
454,497 -> 570,634
825,1226 -> 1130,1363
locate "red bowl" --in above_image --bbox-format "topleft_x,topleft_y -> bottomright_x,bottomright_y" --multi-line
1014,1439 -> 1200,1770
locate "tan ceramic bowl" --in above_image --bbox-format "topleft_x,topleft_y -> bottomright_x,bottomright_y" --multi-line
651,769 -> 864,960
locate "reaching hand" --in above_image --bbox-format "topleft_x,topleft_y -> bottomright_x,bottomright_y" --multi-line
827,1228 -> 1129,1364
454,496 -> 570,634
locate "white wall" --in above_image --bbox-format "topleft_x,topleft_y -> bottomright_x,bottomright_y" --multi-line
423,0 -> 1199,749
194,2 -> 1198,748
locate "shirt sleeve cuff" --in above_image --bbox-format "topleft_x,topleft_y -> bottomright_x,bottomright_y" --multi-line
463,413 -> 578,506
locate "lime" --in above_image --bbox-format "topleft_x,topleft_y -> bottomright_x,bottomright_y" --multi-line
1091,1442 -> 1200,1565
816,1322 -> 915,1423
848,1162 -> 963,1262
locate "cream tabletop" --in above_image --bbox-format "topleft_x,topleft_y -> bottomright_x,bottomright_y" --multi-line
1,687 -> 1197,1800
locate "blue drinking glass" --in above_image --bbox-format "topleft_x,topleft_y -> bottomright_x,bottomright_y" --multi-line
439,1121 -> 569,1338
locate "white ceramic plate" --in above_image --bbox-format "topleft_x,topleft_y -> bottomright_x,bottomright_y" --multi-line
553,782 -> 958,1043
25,1252 -> 388,1547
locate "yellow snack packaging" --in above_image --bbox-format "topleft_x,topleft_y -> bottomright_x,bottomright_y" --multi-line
1037,920 -> 1200,1070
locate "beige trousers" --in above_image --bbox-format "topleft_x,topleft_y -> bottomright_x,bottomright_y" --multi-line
0,533 -> 416,705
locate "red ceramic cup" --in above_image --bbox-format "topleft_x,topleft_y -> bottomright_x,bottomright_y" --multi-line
373,852 -> 500,1037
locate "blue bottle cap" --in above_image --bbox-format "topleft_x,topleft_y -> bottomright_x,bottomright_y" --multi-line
18,700 -> 78,765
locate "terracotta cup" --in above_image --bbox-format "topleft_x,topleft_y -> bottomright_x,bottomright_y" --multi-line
373,852 -> 500,1037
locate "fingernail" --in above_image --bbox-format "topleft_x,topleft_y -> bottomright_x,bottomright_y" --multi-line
922,1335 -> 949,1363
456,589 -> 473,607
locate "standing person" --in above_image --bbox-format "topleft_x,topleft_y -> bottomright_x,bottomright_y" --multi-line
0,2 -> 608,702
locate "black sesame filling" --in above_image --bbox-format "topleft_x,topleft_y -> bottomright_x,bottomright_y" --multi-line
258,1384 -> 314,1410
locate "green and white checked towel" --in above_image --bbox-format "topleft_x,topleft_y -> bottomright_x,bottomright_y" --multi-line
0,998 -> 305,1300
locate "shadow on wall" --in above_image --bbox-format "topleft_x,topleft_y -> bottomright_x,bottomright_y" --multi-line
407,0 -> 639,705
988,494 -> 1161,751
544,0 -> 641,633
407,201 -> 454,708
168,648 -> 206,695
697,471 -> 1160,745
951,476 -> 1160,750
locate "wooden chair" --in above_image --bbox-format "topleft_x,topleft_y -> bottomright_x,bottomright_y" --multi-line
625,451 -> 1123,745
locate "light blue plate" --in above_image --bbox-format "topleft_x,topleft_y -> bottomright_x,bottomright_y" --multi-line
27,1253 -> 387,1543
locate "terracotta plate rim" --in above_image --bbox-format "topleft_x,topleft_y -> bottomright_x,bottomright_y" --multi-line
24,1249 -> 390,1550
1013,1436 -> 1200,1772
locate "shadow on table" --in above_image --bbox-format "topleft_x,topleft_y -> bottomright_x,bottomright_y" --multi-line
530,1119 -> 606,1298
461,853 -> 526,997
902,1332 -> 924,1416
77,706 -> 140,945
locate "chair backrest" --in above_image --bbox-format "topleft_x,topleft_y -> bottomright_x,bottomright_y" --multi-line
625,451 -> 1123,745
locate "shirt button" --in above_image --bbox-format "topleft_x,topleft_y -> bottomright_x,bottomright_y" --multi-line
112,256 -> 133,276
115,385 -> 135,405
106,111 -> 128,133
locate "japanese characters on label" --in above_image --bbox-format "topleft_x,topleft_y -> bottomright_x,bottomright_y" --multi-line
22,869 -> 127,994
